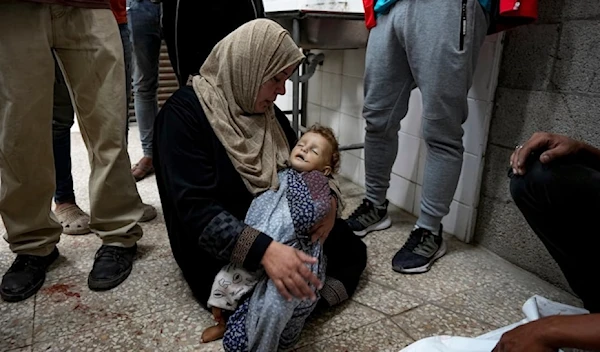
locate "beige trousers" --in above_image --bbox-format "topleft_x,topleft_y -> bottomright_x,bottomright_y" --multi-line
0,2 -> 143,256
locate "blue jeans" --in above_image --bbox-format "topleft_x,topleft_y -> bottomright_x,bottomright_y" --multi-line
53,23 -> 132,203
128,0 -> 161,158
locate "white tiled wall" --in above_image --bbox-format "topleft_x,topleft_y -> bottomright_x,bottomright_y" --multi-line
277,33 -> 505,242
263,0 -> 365,13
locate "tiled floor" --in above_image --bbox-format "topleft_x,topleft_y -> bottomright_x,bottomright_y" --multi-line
0,127 -> 582,352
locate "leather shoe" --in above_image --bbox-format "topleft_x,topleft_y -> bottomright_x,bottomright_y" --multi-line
88,244 -> 136,291
1,248 -> 59,302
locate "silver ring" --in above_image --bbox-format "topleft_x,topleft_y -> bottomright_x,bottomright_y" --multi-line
515,145 -> 523,150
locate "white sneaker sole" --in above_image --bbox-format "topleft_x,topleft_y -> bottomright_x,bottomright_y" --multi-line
353,215 -> 392,238
393,239 -> 447,274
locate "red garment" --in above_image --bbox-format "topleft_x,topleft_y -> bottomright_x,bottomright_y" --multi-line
110,0 -> 126,24
362,0 -> 538,33
491,0 -> 538,33
362,0 -> 376,30
500,0 -> 537,19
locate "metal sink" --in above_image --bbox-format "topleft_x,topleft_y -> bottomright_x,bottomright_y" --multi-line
266,11 -> 368,50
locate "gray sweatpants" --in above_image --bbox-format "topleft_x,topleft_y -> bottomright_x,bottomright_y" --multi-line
363,0 -> 489,232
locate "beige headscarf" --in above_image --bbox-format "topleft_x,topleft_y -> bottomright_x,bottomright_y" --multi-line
192,19 -> 304,195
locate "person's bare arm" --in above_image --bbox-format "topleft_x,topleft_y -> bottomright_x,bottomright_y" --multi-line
493,314 -> 600,352
546,314 -> 600,350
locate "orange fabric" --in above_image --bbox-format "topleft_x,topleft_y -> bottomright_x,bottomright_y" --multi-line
110,0 -> 127,24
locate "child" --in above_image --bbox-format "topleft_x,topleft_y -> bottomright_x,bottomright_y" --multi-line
201,124 -> 341,344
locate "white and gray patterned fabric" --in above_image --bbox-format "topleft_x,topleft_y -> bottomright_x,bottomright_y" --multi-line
222,169 -> 331,351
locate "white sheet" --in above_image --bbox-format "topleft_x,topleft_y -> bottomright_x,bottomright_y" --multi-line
399,295 -> 588,352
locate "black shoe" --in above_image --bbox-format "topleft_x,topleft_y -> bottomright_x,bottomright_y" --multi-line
345,199 -> 392,237
88,244 -> 137,291
392,225 -> 446,274
0,248 -> 59,302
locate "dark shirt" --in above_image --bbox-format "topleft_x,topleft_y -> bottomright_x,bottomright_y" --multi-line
153,86 -> 298,301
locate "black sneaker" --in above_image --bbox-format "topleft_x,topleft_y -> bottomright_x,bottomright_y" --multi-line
88,244 -> 137,291
346,199 -> 392,237
392,226 -> 446,274
0,247 -> 59,302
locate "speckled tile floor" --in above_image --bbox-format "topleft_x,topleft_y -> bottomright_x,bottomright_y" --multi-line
0,127 -> 582,352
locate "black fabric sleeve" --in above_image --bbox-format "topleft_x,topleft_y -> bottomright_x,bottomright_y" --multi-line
154,90 -> 272,270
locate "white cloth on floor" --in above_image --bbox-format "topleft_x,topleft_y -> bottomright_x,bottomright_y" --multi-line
399,295 -> 588,352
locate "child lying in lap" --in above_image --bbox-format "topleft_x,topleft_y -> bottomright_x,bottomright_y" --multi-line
201,124 -> 342,345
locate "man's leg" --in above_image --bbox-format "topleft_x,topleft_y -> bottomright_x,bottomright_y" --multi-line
52,58 -> 92,235
345,2 -> 414,237
510,157 -> 600,313
120,22 -> 133,138
391,0 -> 489,273
121,16 -> 157,222
127,0 -> 161,181
0,1 -> 62,302
52,59 -> 76,207
53,6 -> 144,291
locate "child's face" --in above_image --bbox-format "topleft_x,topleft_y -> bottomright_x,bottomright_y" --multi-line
290,132 -> 332,176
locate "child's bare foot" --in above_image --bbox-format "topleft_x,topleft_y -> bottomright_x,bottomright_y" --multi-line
201,307 -> 226,343
201,323 -> 226,343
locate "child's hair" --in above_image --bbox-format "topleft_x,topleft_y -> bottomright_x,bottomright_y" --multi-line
305,124 -> 340,174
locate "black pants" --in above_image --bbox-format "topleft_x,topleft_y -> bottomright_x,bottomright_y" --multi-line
162,0 -> 263,86
509,155 -> 600,313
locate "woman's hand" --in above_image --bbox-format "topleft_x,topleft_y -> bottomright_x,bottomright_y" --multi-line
261,241 -> 322,301
511,132 -> 583,175
311,197 -> 337,244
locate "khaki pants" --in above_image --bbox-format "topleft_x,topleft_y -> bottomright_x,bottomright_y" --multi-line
0,2 -> 143,256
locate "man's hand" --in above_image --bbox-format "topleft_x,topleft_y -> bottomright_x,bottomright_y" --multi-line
510,132 -> 583,175
493,318 -> 555,352
311,197 -> 336,244
260,241 -> 322,302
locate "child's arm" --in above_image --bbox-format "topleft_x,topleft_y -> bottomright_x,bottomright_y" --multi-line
297,171 -> 337,243
311,196 -> 336,244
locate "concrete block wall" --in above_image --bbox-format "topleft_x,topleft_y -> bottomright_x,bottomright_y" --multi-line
475,0 -> 600,290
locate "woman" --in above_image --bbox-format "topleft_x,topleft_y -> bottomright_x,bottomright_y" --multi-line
153,19 -> 367,349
